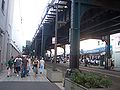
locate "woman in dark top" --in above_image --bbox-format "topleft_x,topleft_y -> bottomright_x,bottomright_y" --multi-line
7,56 -> 14,77
33,58 -> 39,78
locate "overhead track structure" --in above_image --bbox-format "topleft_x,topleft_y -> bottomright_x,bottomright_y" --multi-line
31,0 -> 120,63
32,0 -> 69,40
31,0 -> 69,58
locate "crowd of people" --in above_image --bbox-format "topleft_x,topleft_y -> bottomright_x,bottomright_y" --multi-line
79,54 -> 114,69
6,55 -> 45,78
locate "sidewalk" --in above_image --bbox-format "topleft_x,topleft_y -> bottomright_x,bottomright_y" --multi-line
0,67 -> 48,81
0,68 -> 61,90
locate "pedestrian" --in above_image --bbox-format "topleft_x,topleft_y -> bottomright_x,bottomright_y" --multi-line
111,59 -> 114,70
33,58 -> 39,78
26,57 -> 31,76
39,57 -> 45,75
13,57 -> 17,73
21,56 -> 28,78
84,56 -> 88,67
7,56 -> 14,77
15,55 -> 22,76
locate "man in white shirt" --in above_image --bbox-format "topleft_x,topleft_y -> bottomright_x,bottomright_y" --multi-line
39,57 -> 45,74
14,56 -> 22,76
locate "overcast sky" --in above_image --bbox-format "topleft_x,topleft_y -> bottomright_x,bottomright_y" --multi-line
20,0 -> 50,45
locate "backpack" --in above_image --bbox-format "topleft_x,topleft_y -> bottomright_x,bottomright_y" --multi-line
8,59 -> 13,68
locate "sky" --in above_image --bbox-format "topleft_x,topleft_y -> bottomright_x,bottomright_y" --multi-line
18,0 -> 104,51
13,0 -> 120,52
20,0 -> 50,46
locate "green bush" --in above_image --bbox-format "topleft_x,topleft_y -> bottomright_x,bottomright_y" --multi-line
70,69 -> 112,88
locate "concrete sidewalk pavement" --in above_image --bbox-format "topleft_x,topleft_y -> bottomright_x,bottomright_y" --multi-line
0,67 -> 62,90
0,67 -> 48,81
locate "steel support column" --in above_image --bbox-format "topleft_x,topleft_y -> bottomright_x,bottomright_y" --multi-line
41,26 -> 44,58
50,49 -> 52,59
70,0 -> 80,69
63,45 -> 66,60
104,35 -> 111,69
35,39 -> 37,57
54,0 -> 59,64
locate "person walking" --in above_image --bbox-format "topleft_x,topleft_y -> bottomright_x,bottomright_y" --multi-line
33,58 -> 39,78
14,55 -> 22,76
26,57 -> 31,76
13,57 -> 17,73
7,56 -> 14,77
21,56 -> 28,78
111,59 -> 114,70
39,57 -> 45,75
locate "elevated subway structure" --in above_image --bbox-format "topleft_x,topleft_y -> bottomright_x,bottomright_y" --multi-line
31,0 -> 120,69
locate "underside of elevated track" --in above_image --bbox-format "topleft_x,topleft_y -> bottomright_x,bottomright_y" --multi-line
31,0 -> 120,69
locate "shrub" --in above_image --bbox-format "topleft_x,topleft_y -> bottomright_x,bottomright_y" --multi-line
70,69 -> 112,89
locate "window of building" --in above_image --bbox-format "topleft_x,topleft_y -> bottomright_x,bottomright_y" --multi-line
1,0 -> 5,11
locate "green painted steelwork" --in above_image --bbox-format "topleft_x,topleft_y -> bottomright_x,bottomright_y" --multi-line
70,0 -> 80,69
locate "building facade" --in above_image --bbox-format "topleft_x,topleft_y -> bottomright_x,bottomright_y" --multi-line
0,0 -> 21,71
0,0 -> 11,70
